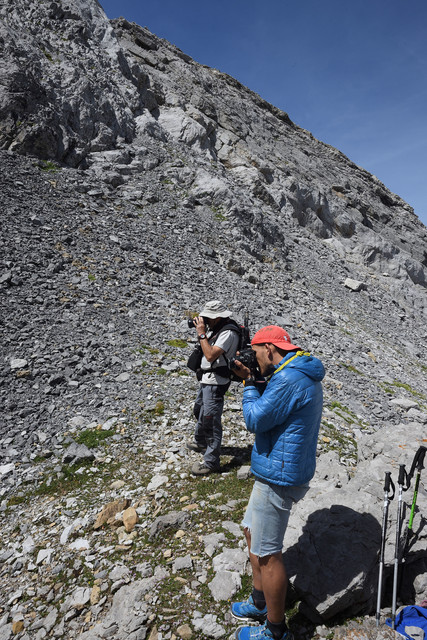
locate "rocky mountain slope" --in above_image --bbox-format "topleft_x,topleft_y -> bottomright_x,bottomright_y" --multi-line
1,1 -> 427,638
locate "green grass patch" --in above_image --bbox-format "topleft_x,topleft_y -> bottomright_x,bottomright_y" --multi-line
37,160 -> 58,172
340,363 -> 363,375
320,421 -> 357,463
154,401 -> 165,416
35,460 -> 96,497
75,428 -> 116,448
34,459 -> 121,499
167,339 -> 188,348
134,361 -> 149,373
137,344 -> 160,355
378,382 -> 394,395
7,495 -> 26,507
191,471 -> 251,505
329,401 -> 358,425
391,380 -> 426,400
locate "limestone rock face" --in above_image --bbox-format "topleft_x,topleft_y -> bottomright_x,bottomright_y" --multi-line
1,3 -> 427,292
0,0 -> 141,165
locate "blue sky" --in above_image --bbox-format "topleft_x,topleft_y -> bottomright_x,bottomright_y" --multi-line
100,0 -> 427,228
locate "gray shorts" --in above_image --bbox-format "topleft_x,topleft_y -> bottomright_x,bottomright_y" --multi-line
242,478 -> 309,557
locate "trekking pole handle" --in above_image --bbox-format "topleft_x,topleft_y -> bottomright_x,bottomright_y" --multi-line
398,464 -> 409,490
384,472 -> 395,499
408,446 -> 426,482
415,446 -> 426,473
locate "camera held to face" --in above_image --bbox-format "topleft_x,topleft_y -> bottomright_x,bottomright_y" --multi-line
230,348 -> 259,375
188,316 -> 209,328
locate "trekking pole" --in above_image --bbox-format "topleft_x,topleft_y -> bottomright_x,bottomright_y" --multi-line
407,446 -> 426,536
376,471 -> 395,626
397,446 -> 427,599
391,464 -> 409,629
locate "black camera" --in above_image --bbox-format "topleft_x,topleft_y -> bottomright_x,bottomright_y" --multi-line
230,348 -> 259,374
187,316 -> 209,328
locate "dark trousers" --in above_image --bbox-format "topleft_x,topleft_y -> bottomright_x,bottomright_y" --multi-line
193,382 -> 230,468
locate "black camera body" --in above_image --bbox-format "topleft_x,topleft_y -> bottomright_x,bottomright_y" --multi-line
188,316 -> 209,328
230,348 -> 259,374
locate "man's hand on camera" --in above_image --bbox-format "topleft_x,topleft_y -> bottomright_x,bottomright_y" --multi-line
195,316 -> 206,338
231,359 -> 251,380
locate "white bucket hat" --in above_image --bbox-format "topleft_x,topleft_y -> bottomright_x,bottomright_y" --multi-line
199,300 -> 232,319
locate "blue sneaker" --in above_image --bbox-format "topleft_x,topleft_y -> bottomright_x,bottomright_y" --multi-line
231,595 -> 267,622
235,622 -> 293,640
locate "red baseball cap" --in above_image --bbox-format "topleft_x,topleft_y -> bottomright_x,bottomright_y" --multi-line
251,325 -> 301,351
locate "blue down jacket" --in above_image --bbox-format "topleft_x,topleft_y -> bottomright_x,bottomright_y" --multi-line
242,352 -> 325,486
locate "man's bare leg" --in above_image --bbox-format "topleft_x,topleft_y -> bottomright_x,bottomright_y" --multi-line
244,528 -> 287,623
259,553 -> 287,623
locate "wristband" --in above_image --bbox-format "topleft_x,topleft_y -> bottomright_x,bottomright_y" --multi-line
243,377 -> 256,387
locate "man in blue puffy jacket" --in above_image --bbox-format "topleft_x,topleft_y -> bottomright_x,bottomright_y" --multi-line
230,325 -> 325,640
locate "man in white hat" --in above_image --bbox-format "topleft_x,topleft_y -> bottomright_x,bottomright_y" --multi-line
188,300 -> 239,475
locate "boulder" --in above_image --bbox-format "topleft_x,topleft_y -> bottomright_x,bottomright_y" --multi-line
283,423 -> 427,620
344,278 -> 366,292
93,499 -> 131,530
62,442 -> 95,464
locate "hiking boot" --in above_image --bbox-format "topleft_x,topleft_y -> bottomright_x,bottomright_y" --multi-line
191,461 -> 219,476
187,440 -> 206,453
231,595 -> 267,622
235,622 -> 293,640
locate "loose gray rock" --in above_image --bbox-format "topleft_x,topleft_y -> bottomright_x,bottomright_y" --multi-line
62,442 -> 95,464
149,511 -> 190,538
173,554 -> 193,572
389,398 -> 419,410
10,359 -> 28,370
212,548 -> 248,574
208,570 -> 242,601
192,613 -> 226,639
344,278 -> 366,292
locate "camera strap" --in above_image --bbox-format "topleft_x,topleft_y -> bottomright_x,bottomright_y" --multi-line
269,351 -> 311,379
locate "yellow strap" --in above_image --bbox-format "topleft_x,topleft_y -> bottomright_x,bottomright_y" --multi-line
244,351 -> 310,386
272,350 -> 310,376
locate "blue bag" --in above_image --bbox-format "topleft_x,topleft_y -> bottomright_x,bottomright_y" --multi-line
386,606 -> 427,640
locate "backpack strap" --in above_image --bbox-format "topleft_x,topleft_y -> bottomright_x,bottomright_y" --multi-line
200,320 -> 240,376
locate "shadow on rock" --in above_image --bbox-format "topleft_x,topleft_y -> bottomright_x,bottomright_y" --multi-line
283,504 -> 381,622
220,445 -> 252,471
384,510 -> 427,607
388,552 -> 427,607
